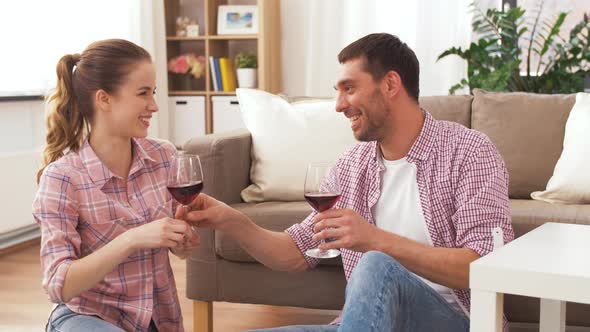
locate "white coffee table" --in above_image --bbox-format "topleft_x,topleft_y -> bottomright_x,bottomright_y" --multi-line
469,222 -> 590,332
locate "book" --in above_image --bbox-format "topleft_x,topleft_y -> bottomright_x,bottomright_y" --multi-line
219,57 -> 237,92
225,59 -> 237,92
214,57 -> 223,91
209,56 -> 219,92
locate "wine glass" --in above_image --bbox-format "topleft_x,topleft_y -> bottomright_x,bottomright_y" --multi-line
304,163 -> 341,259
167,152 -> 204,213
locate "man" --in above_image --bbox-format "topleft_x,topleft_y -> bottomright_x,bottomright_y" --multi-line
185,33 -> 514,332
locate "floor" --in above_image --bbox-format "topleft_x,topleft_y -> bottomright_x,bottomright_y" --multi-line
0,243 -> 339,332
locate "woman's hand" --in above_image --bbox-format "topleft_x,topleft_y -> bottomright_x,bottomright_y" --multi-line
125,216 -> 189,251
170,205 -> 201,259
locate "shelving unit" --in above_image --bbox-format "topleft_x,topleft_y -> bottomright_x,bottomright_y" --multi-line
164,0 -> 282,134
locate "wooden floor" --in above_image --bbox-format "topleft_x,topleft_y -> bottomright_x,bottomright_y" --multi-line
0,242 -> 339,332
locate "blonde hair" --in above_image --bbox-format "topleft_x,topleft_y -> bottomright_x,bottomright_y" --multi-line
37,39 -> 151,183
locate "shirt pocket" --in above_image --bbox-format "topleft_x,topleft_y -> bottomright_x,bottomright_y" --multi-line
78,216 -> 133,254
149,199 -> 175,221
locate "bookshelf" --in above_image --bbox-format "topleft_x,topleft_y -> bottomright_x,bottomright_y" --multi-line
164,0 -> 282,134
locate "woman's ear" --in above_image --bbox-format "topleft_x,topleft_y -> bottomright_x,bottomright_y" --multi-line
94,89 -> 111,113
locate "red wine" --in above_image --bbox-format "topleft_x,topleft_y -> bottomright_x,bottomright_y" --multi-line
167,181 -> 203,205
304,193 -> 341,212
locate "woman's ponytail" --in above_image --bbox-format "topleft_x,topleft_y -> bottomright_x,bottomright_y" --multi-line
37,53 -> 86,183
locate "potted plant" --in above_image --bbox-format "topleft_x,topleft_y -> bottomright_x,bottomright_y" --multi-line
438,2 -> 590,94
235,53 -> 257,88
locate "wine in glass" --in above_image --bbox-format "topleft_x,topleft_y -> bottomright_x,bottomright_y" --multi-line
304,163 -> 341,259
167,152 -> 204,210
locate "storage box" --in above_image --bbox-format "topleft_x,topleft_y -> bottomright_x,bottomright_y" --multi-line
168,96 -> 205,146
212,96 -> 246,133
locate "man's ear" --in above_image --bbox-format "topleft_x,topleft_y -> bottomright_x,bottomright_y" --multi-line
382,70 -> 402,98
94,89 -> 111,113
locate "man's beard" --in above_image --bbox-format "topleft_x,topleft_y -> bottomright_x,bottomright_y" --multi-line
354,92 -> 388,142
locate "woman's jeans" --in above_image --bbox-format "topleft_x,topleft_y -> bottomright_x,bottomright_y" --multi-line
46,304 -> 159,332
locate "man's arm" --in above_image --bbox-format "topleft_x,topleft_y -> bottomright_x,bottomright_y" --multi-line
373,231 -> 479,289
185,194 -> 309,272
312,209 -> 478,289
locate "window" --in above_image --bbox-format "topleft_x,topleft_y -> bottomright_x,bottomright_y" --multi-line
515,0 -> 588,75
0,0 -> 140,97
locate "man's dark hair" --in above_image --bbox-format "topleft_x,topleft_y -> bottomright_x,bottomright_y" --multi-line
338,33 -> 420,102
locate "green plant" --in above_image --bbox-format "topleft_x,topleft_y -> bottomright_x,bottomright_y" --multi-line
235,53 -> 257,69
438,2 -> 590,94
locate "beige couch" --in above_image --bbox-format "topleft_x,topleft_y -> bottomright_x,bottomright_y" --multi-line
183,91 -> 590,331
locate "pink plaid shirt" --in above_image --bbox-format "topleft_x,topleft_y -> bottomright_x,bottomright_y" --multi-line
286,110 -> 514,330
33,138 -> 183,332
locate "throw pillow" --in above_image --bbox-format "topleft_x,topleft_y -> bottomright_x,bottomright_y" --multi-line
531,92 -> 590,204
236,88 -> 357,202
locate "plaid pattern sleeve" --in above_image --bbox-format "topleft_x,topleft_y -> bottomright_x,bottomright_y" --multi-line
285,211 -> 321,268
452,135 -> 515,257
33,164 -> 81,303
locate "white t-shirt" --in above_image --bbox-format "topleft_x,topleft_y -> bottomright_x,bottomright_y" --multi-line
371,155 -> 461,312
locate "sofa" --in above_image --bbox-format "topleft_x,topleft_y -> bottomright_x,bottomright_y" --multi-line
183,91 -> 590,331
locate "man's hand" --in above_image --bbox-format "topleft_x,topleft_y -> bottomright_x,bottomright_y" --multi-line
184,193 -> 248,233
312,208 -> 380,253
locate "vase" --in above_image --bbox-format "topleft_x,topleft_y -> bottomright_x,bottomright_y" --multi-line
237,68 -> 257,88
176,74 -> 198,91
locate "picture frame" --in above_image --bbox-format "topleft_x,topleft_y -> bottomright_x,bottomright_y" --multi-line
217,5 -> 258,35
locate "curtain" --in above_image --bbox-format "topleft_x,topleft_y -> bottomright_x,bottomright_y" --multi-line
281,0 -> 473,97
136,0 -> 170,140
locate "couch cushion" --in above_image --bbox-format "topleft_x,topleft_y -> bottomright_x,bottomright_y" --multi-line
472,90 -> 576,198
510,199 -> 590,238
531,93 -> 590,204
420,95 -> 472,128
218,201 -> 342,266
236,89 -> 357,203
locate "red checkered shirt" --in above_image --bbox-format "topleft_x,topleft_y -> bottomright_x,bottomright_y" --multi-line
286,110 -> 514,330
33,138 -> 183,332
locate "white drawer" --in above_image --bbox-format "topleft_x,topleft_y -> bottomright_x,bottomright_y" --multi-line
168,96 -> 205,146
212,96 -> 246,133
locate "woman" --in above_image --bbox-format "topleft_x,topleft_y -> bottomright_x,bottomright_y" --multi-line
33,39 -> 197,332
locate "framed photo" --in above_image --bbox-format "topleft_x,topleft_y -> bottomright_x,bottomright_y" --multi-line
217,5 -> 258,35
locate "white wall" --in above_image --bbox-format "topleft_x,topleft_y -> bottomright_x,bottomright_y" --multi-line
0,100 -> 45,234
279,0 -> 472,97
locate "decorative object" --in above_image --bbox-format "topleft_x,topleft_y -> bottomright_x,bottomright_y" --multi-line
531,92 -> 590,204
235,53 -> 257,88
217,5 -> 258,35
175,16 -> 198,37
186,24 -> 200,37
168,53 -> 206,79
438,3 -> 590,94
168,54 -> 206,90
235,88 -> 356,202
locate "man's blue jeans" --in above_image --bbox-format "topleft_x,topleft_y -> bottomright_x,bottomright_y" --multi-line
248,251 -> 469,332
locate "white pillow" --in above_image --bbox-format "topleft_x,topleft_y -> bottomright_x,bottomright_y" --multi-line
236,88 -> 357,202
531,92 -> 590,204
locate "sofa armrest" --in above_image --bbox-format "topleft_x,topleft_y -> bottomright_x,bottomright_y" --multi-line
182,129 -> 252,205
183,129 -> 251,302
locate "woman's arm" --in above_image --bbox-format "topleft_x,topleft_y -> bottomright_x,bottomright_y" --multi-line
61,218 -> 189,302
